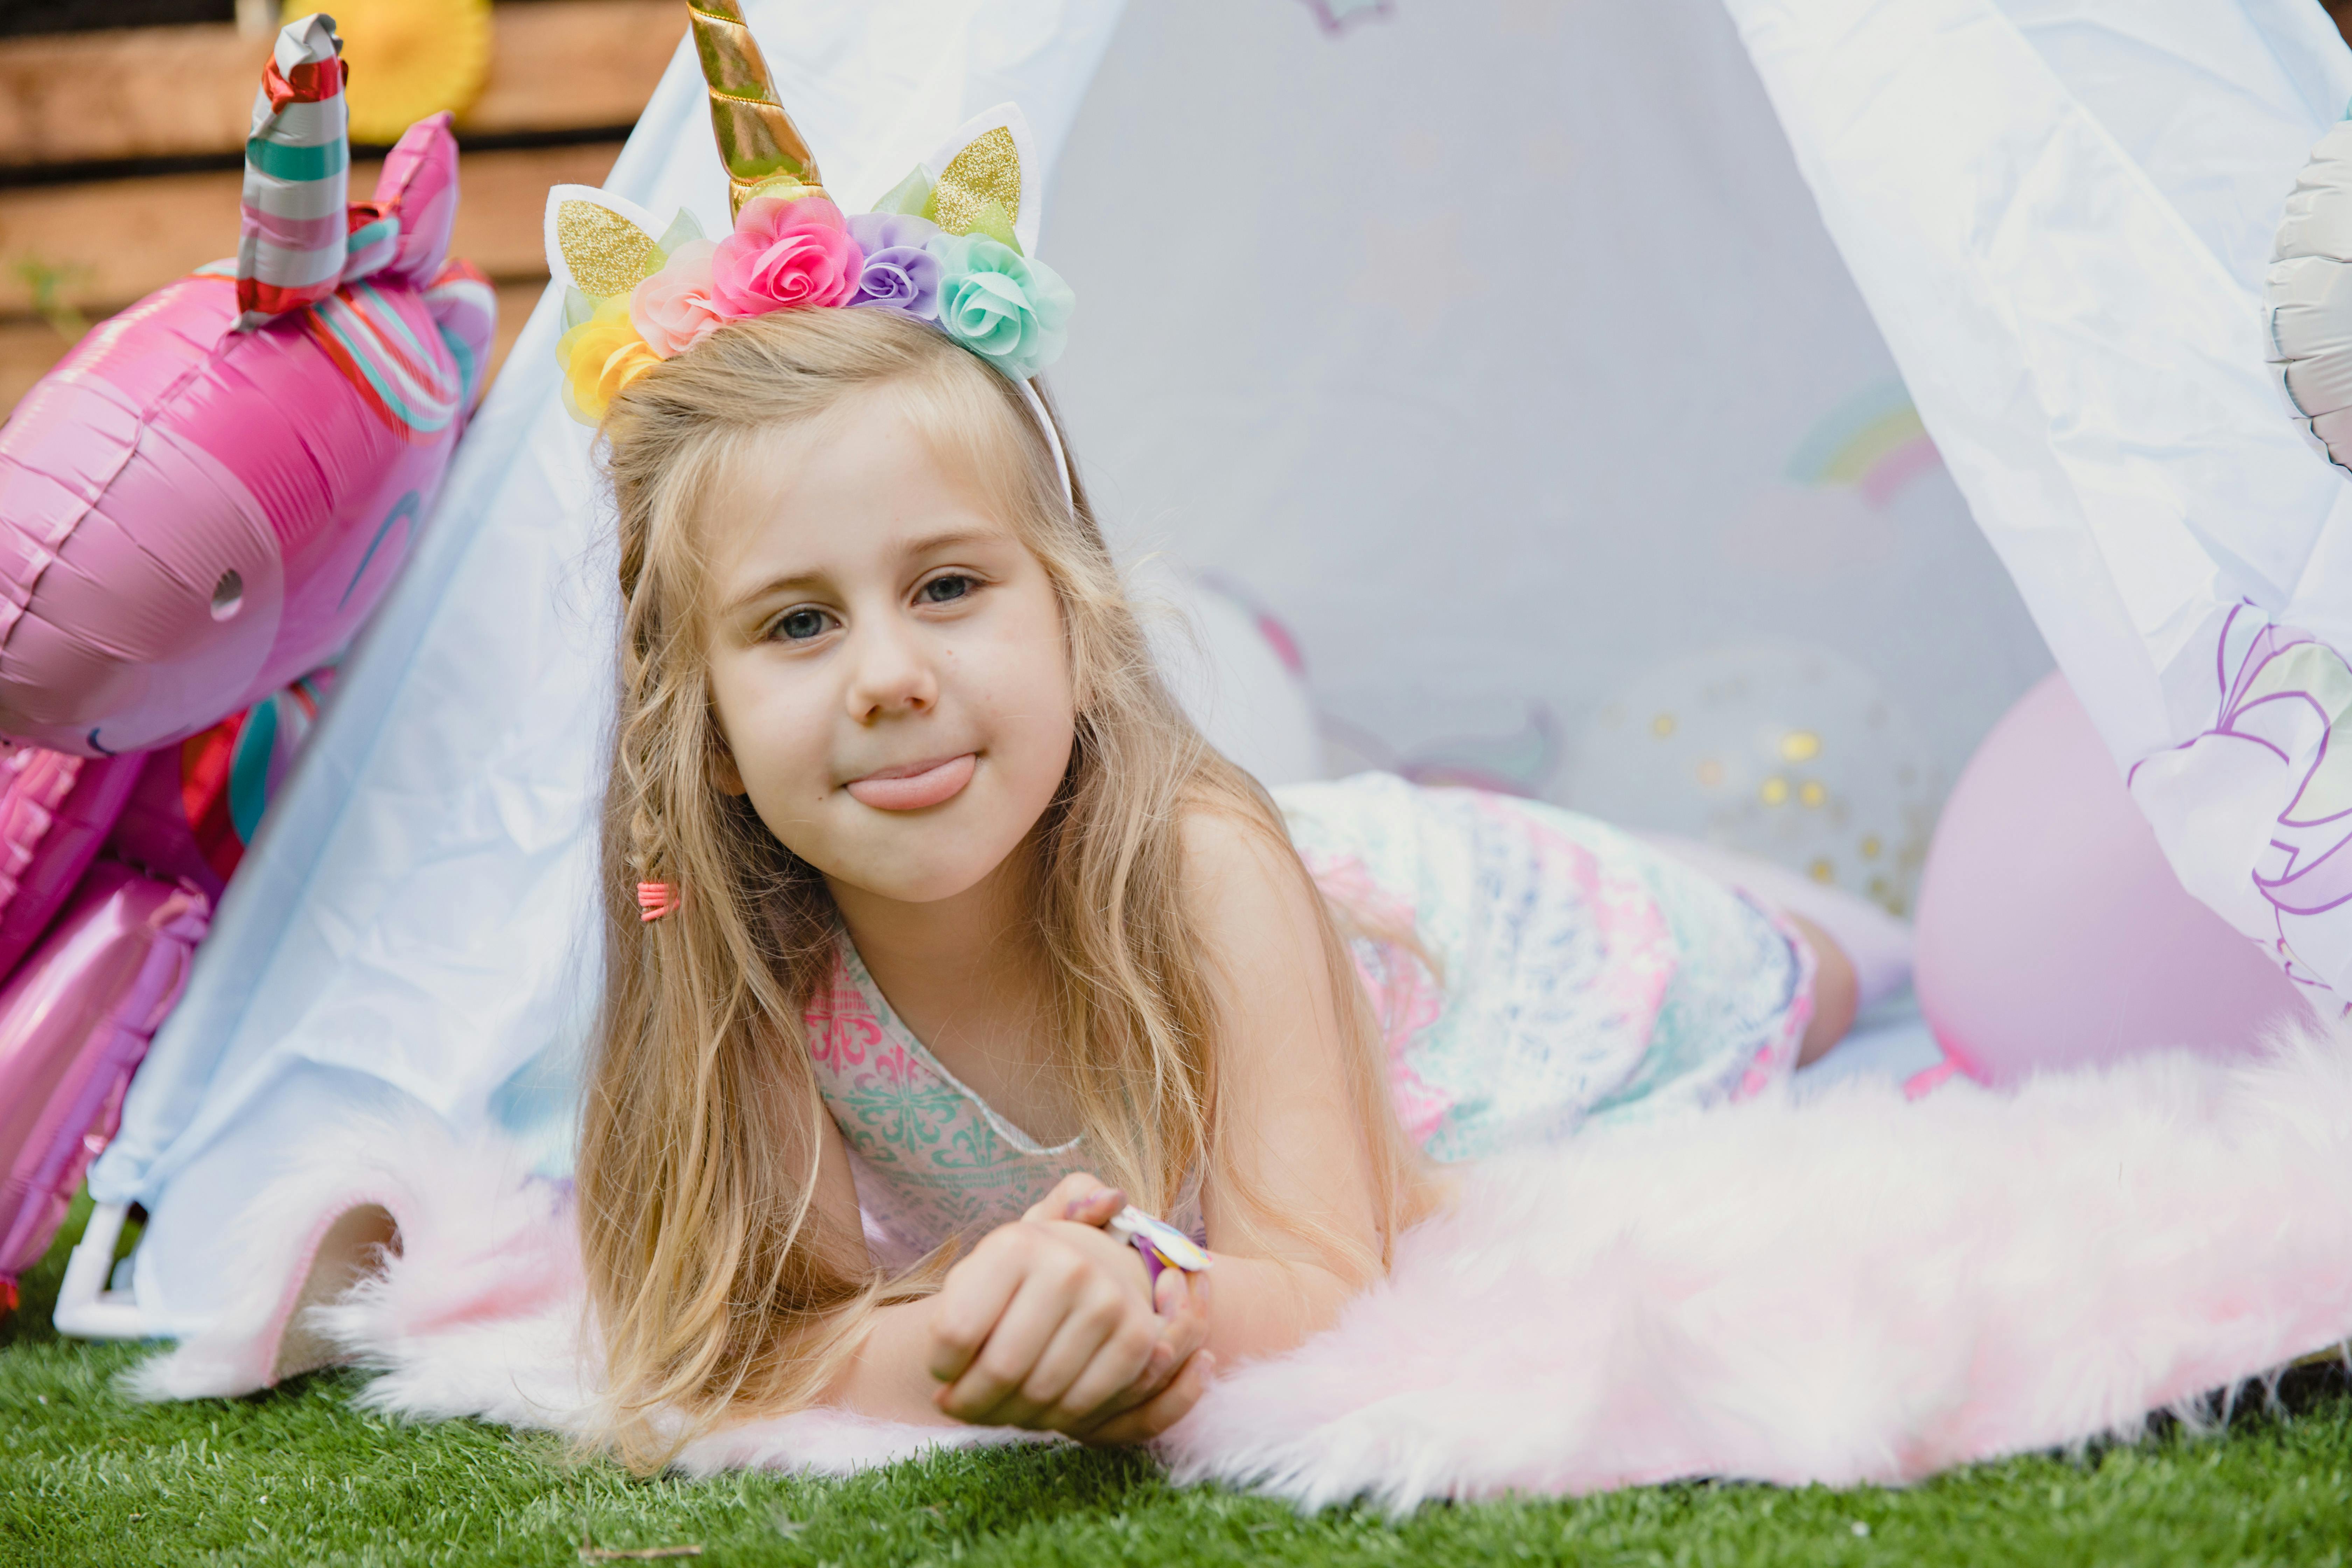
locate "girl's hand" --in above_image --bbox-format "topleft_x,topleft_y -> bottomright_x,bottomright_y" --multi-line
1028,1176 -> 1215,1444
1068,1263 -> 1214,1445
926,1172 -> 1213,1439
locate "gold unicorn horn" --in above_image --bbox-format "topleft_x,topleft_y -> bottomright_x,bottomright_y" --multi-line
686,0 -> 826,216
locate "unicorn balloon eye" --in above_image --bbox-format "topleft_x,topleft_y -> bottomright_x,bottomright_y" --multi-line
0,13 -> 494,757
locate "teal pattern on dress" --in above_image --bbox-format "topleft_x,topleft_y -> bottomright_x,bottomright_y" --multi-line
806,945 -> 1089,1257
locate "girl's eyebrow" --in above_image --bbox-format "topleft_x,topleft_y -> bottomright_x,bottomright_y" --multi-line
724,570 -> 824,618
722,529 -> 1006,617
895,527 -> 1002,560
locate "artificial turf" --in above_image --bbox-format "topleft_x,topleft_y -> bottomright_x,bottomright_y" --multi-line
5,1195 -> 2350,1567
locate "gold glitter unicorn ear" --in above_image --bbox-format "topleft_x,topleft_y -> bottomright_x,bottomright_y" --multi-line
543,184 -> 667,301
872,106 -> 1045,257
687,0 -> 827,217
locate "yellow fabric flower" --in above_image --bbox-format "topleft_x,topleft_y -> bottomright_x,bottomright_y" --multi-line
558,301 -> 661,424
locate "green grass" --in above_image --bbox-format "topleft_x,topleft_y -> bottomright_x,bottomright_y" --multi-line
5,1197 -> 2351,1567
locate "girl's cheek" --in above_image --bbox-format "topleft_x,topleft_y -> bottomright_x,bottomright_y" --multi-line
734,695 -> 830,807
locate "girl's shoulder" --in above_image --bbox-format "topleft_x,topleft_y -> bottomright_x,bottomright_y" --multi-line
1171,786 -> 1349,990
1176,788 -> 1316,912
1175,774 -> 1487,963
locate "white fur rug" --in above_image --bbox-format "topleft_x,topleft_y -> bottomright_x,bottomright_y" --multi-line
133,1023 -> 2352,1509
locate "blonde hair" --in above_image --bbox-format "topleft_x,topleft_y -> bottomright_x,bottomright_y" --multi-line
580,307 -> 1421,1470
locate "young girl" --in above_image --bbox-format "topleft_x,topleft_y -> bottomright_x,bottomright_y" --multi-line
575,293 -> 1858,1467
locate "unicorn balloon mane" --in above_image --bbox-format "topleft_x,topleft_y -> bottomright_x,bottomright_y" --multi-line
0,13 -> 494,758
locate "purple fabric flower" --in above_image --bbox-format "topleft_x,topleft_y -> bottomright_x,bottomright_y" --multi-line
846,212 -> 944,320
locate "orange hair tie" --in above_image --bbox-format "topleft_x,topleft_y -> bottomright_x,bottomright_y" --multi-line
637,882 -> 680,922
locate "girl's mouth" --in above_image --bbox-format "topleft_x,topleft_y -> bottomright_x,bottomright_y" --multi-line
845,752 -> 976,811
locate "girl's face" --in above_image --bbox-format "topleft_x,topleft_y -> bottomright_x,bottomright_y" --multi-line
700,393 -> 1077,909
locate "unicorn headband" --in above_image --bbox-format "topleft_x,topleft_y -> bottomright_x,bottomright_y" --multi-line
545,0 -> 1074,500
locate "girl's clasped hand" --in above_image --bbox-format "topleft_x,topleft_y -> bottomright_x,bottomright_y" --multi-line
926,1172 -> 1213,1441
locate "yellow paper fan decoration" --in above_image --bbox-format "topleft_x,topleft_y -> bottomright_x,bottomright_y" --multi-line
333,0 -> 495,147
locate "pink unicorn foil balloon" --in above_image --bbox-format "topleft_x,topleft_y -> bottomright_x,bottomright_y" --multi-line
0,15 -> 494,757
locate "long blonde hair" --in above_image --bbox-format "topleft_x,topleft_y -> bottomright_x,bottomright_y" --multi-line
580,307 -> 1421,1470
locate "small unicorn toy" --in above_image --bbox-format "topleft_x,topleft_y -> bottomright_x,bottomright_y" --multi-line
0,12 -> 495,757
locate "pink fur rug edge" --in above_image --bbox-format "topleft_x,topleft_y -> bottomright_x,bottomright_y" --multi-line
126,1019 -> 2352,1508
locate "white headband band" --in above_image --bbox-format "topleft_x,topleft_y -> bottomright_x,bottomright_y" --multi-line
1019,379 -> 1076,510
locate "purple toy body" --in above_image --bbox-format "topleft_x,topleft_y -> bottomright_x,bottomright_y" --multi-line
0,114 -> 493,757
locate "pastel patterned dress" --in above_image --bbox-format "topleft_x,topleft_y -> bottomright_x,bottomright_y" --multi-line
804,772 -> 1815,1262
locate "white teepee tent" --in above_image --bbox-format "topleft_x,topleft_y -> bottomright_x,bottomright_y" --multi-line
74,0 -> 2352,1336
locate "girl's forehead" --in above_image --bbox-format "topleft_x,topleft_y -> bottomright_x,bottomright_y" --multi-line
695,408 -> 1025,586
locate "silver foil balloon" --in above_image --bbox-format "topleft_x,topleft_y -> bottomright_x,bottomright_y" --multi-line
2268,117 -> 2352,470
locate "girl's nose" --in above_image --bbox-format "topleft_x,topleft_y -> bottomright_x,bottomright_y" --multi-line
842,616 -> 939,720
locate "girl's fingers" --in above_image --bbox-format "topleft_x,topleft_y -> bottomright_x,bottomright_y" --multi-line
1026,1170 -> 1101,1223
1041,1304 -> 1160,1427
976,1280 -> 1118,1427
999,1283 -> 1136,1429
931,1213 -> 1175,1429
1020,1172 -> 1121,1226
1140,1268 -> 1213,1392
1084,1271 -> 1197,1421
1061,1186 -> 1128,1228
925,1237 -> 1034,1386
936,1262 -> 1075,1420
1082,1350 -> 1217,1447
1164,1260 -> 1211,1340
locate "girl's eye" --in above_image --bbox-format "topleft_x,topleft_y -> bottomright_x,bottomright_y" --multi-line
920,574 -> 974,604
773,607 -> 832,642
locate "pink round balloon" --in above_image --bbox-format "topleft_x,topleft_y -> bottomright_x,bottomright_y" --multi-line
0,115 -> 494,759
0,864 -> 208,1305
1915,673 -> 2311,1084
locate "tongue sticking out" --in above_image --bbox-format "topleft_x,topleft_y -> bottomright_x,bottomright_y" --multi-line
846,754 -> 975,811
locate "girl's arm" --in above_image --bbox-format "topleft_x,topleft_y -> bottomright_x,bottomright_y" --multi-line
1180,806 -> 1404,1363
799,1106 -> 960,1427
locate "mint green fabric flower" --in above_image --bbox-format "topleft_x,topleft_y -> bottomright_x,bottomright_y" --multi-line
928,234 -> 1073,380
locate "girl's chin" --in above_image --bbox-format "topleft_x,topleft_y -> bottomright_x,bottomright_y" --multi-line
790,783 -> 1058,906
817,835 -> 1016,907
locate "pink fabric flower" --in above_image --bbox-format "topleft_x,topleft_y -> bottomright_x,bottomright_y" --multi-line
710,196 -> 863,317
629,239 -> 724,358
